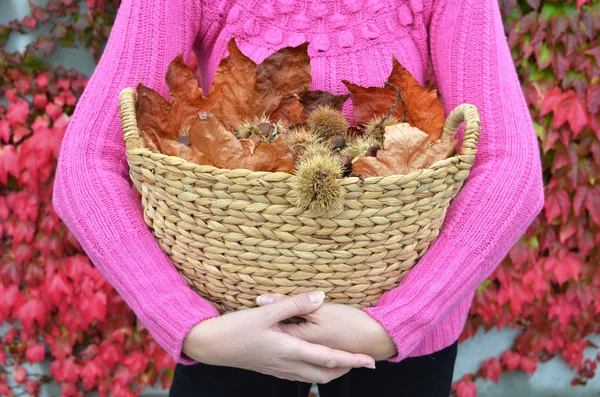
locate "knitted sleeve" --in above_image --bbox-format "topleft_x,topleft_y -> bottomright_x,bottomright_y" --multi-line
363,0 -> 545,361
52,0 -> 220,364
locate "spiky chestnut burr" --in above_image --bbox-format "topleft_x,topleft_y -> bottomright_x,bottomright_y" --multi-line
308,105 -> 349,140
341,136 -> 380,158
363,115 -> 401,140
293,153 -> 344,216
236,115 -> 285,140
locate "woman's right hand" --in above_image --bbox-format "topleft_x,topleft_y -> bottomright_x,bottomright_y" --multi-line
182,291 -> 376,384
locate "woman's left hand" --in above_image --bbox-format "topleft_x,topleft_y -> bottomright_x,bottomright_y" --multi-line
256,294 -> 398,361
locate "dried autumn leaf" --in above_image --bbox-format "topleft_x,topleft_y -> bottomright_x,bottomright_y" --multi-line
239,136 -> 262,153
189,112 -> 294,172
136,83 -> 177,140
352,123 -> 455,177
207,39 -> 258,130
189,112 -> 249,169
419,136 -> 458,169
388,58 -> 444,141
158,138 -> 204,164
343,58 -> 444,140
255,42 -> 311,114
247,136 -> 295,173
270,94 -> 309,125
342,81 -> 399,127
165,54 -> 209,133
299,90 -> 349,113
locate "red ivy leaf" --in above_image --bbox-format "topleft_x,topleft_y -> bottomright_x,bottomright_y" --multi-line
0,145 -> 20,185
25,342 -> 46,363
123,352 -> 149,374
519,356 -> 538,374
544,189 -> 570,223
0,284 -> 19,321
454,381 -> 477,397
12,366 -> 27,384
587,83 -> 600,114
481,357 -> 503,382
540,87 -> 562,116
17,298 -> 47,328
552,91 -> 589,137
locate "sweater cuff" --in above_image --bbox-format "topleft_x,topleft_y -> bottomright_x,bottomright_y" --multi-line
363,300 -> 421,362
161,289 -> 221,365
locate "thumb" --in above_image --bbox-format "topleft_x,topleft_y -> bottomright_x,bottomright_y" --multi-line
263,291 -> 325,324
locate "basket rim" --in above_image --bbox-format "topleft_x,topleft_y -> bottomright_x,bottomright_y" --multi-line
119,87 -> 481,183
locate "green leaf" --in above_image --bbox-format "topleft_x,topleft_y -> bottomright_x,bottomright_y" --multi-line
477,279 -> 492,293
533,121 -> 544,140
538,43 -> 551,69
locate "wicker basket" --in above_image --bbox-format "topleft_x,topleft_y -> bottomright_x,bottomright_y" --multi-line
118,87 -> 480,313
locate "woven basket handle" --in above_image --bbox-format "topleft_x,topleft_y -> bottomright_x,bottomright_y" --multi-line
119,87 -> 144,150
440,104 -> 481,157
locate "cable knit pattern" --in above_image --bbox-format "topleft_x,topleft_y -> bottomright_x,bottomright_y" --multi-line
53,0 -> 545,365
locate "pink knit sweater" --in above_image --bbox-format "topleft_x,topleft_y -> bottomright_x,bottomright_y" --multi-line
53,0 -> 544,364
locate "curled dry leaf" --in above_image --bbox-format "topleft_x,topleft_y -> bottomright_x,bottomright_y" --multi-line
342,81 -> 399,127
343,57 -> 444,140
204,39 -> 312,130
158,138 -> 204,164
189,112 -> 294,172
255,42 -> 312,114
352,123 -> 457,177
247,136 -> 295,173
207,39 -> 258,131
388,58 -> 445,141
136,83 -> 177,141
299,90 -> 350,113
166,54 -> 209,133
270,94 -> 309,125
189,112 -> 249,168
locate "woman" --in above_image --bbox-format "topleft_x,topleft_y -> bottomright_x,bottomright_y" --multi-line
53,0 -> 545,396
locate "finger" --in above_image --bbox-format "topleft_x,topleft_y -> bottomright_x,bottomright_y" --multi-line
280,322 -> 313,341
263,291 -> 325,323
289,338 -> 375,369
256,293 -> 288,306
289,362 -> 352,384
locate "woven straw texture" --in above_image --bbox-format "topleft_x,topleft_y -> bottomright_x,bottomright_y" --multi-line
118,87 -> 480,313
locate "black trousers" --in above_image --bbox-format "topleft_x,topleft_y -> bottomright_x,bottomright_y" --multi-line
169,341 -> 458,397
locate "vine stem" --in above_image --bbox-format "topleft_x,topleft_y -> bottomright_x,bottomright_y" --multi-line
373,82 -> 408,134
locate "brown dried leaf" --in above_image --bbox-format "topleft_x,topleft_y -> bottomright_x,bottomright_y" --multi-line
247,136 -> 295,173
207,39 -> 258,131
299,90 -> 349,113
158,137 -> 205,164
419,136 -> 458,168
342,80 -> 399,127
136,83 -> 177,140
388,58 -> 444,141
270,94 -> 309,125
352,123 -> 431,177
188,113 -> 294,172
189,112 -> 250,169
343,58 -> 445,140
255,42 -> 312,114
166,55 -> 209,133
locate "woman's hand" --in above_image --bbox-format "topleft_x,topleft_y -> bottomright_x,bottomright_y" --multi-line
182,292 -> 376,384
257,294 -> 398,361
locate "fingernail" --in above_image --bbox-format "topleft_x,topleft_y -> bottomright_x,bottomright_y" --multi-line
308,291 -> 325,303
363,364 -> 376,369
257,295 -> 274,305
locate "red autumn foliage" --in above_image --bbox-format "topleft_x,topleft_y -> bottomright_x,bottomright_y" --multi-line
0,1 -> 598,397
